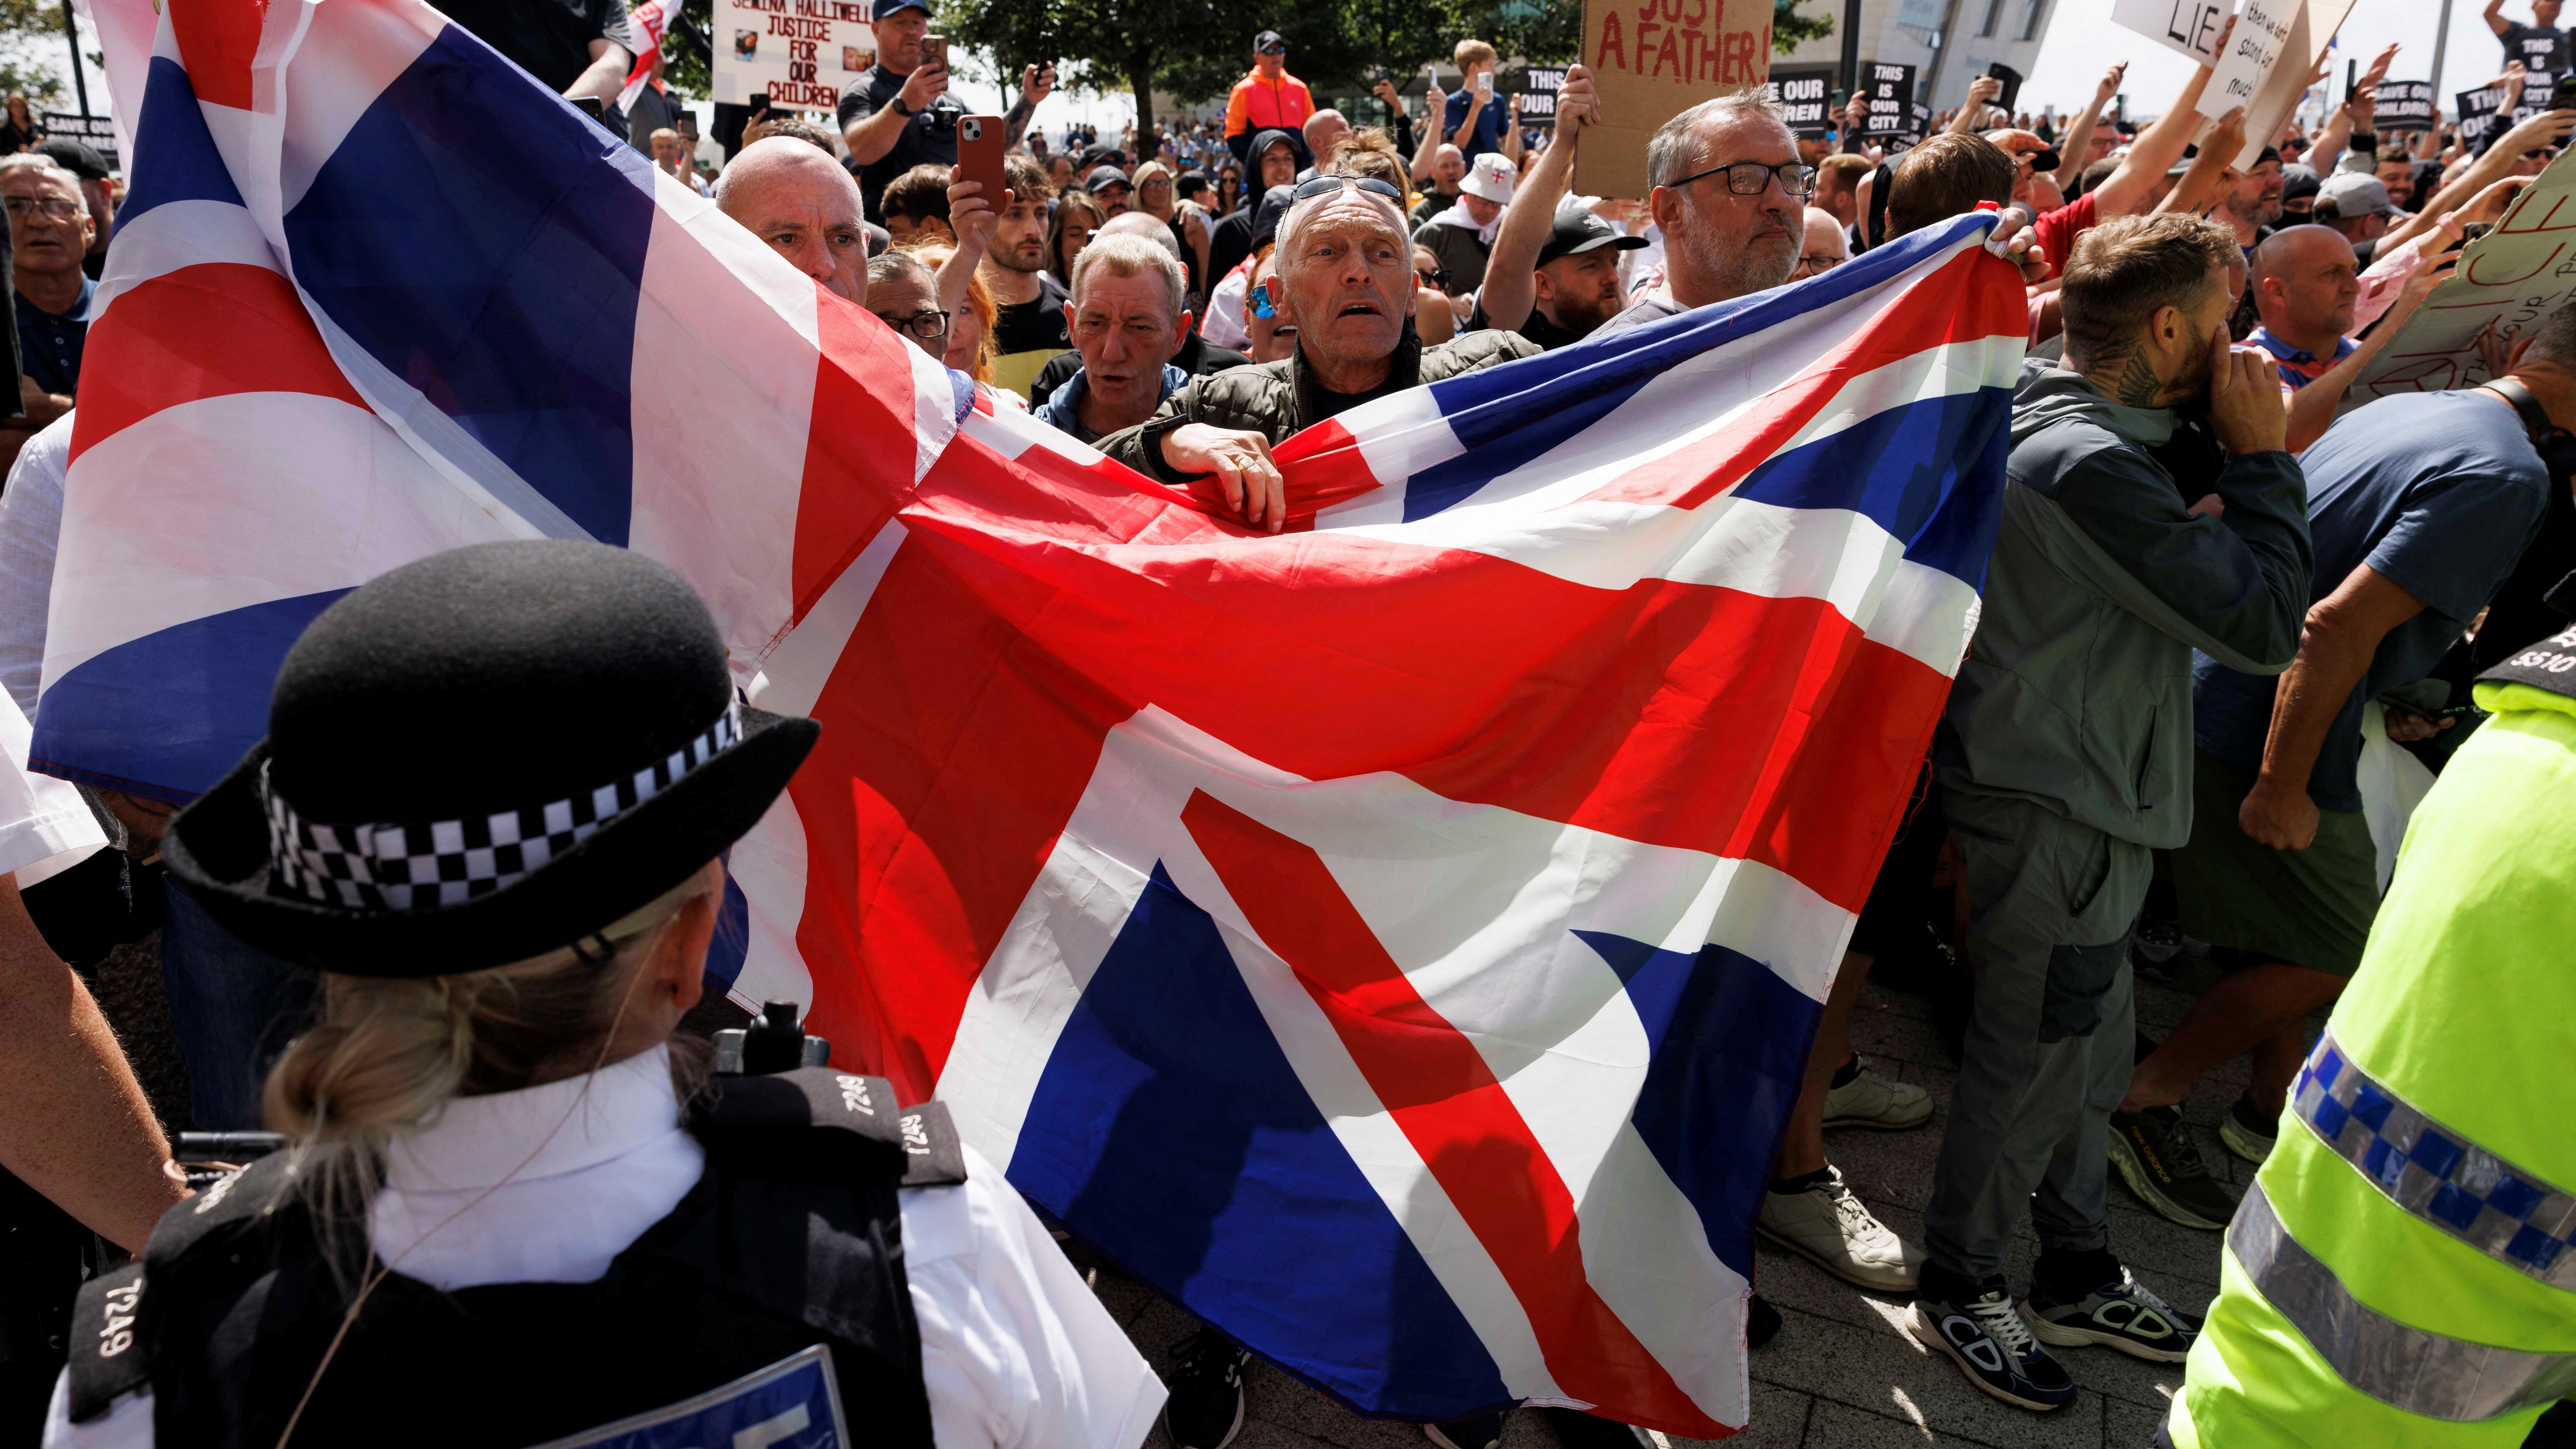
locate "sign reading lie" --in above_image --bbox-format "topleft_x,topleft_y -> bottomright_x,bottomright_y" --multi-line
2110,0 -> 2229,66
1768,65 -> 1835,139
1578,0 -> 1773,198
712,0 -> 873,110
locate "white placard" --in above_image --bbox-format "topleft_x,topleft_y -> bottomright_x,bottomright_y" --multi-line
2347,147 -> 2576,405
2199,0 -> 2298,120
2111,0 -> 2231,67
714,0 -> 875,110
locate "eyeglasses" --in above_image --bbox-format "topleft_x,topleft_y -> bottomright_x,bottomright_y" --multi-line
875,309 -> 950,341
3,196 -> 79,221
1416,267 -> 1450,288
1663,159 -> 1819,198
1287,175 -> 1407,206
1793,253 -> 1844,274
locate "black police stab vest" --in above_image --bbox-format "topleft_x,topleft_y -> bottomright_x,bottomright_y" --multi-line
65,1069 -> 970,1449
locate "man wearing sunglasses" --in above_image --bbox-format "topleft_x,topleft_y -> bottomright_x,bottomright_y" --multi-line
1099,173 -> 1537,535
1223,30 -> 1315,171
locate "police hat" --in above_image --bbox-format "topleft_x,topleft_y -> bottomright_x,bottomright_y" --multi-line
162,541 -> 819,977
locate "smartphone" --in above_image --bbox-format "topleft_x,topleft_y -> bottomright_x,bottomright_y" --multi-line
957,115 -> 1007,207
1986,61 -> 2024,115
570,95 -> 605,122
2554,72 -> 2576,110
921,34 -> 947,71
1476,71 -> 1492,95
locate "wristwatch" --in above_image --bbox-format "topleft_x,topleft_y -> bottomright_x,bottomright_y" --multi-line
891,95 -> 914,117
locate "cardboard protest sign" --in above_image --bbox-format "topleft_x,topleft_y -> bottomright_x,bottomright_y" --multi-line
1769,65 -> 1836,138
39,113 -> 118,172
1520,66 -> 1569,120
2112,0 -> 2229,67
2348,148 -> 2576,405
2199,0 -> 2357,167
1861,61 -> 1915,138
714,0 -> 873,110
1577,0 -> 1774,198
2375,80 -> 2436,131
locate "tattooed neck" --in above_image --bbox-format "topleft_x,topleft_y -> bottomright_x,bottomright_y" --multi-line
2107,350 -> 2163,408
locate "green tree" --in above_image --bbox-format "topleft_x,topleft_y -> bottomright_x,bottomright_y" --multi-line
661,0 -> 715,98
1772,0 -> 1831,53
0,0 -> 71,114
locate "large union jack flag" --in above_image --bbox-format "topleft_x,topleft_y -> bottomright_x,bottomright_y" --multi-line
40,0 -> 2023,1430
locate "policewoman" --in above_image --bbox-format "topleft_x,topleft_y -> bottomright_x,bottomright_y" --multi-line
2163,604 -> 2576,1446
42,541 -> 1164,1448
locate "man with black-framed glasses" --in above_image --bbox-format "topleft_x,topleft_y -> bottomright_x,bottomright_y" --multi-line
1592,92 -> 1812,338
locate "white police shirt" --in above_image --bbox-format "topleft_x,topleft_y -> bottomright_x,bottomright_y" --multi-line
43,1043 -> 1165,1449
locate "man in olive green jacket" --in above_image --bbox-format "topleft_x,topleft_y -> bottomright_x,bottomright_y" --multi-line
1911,212 -> 2315,1413
1098,176 -> 1537,531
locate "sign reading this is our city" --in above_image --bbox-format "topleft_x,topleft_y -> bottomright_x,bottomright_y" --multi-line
1578,0 -> 1772,198
713,0 -> 874,111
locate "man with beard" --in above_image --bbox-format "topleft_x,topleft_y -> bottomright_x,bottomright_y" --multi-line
1914,214 -> 2311,1412
1465,66 -> 1642,349
2221,145 -> 2288,252
945,153 -> 1073,398
711,138 -> 872,304
1590,91 -> 1809,335
1208,128 -> 1300,284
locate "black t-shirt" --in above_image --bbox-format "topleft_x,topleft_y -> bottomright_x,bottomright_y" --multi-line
440,0 -> 632,93
1466,299 -> 1591,351
836,66 -> 964,223
1308,370 -> 1406,426
2502,21 -> 2570,82
992,272 -> 1072,356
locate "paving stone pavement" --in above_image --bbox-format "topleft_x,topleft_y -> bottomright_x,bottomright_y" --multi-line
1093,953 -> 2279,1449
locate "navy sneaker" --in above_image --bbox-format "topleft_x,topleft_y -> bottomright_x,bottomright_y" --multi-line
1909,1283 -> 2079,1412
2024,1266 -> 2201,1363
1164,1327 -> 1249,1449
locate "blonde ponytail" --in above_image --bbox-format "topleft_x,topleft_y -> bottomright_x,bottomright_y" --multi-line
262,869 -> 718,1284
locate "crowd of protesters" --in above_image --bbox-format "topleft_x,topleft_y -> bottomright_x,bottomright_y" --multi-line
3,0 -> 2575,1445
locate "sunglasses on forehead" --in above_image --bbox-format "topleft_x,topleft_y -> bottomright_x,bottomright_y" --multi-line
1287,175 -> 1407,206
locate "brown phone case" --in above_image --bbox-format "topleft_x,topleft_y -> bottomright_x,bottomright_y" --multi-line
957,115 -> 1008,208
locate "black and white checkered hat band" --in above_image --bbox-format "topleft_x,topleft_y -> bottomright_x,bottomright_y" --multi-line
260,701 -> 743,912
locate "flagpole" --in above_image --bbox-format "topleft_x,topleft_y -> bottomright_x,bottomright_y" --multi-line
2429,0 -> 2455,104
61,0 -> 90,117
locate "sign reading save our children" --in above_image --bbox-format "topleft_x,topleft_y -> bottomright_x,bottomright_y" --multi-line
1578,0 -> 1773,198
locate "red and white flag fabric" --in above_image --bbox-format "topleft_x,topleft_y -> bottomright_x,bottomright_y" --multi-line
615,0 -> 668,118
42,0 -> 2024,1431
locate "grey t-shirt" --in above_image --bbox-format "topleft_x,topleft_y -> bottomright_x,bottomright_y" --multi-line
1588,291 -> 1688,339
2193,390 -> 2552,812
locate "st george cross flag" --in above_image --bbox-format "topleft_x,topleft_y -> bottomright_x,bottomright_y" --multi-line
616,0 -> 670,118
43,0 -> 2023,1431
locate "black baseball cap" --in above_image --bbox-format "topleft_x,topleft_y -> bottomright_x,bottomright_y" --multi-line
31,138 -> 109,182
1537,209 -> 1648,267
1254,30 -> 1286,52
1085,165 -> 1132,194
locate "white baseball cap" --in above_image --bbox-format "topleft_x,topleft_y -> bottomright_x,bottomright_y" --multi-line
1460,151 -> 1516,204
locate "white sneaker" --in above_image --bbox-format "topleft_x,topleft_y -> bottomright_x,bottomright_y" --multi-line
1822,1058 -> 1933,1131
1757,1165 -> 1924,1291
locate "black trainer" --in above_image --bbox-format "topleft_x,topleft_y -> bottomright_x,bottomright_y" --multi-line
2023,1264 -> 2202,1363
2108,1106 -> 2238,1231
2220,1092 -> 2278,1165
1908,1280 -> 2078,1412
1165,1327 -> 1250,1449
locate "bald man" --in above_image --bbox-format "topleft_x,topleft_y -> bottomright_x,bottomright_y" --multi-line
1299,109 -> 1350,181
2246,223 -> 2452,450
713,137 -> 871,302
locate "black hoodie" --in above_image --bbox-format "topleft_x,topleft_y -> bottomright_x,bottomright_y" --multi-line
1209,131 -> 1300,283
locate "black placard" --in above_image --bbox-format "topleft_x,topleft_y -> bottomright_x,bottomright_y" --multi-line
2374,80 -> 2436,132
38,113 -> 119,173
1518,66 -> 1567,120
1861,61 -> 1916,138
1769,65 -> 1836,138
